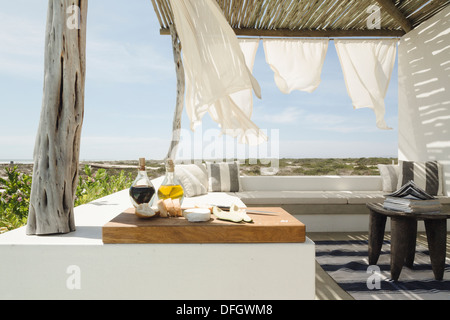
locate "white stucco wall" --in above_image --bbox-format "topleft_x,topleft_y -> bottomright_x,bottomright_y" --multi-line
398,6 -> 450,196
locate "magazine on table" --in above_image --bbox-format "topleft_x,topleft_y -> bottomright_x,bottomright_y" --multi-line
383,180 -> 442,213
387,180 -> 435,200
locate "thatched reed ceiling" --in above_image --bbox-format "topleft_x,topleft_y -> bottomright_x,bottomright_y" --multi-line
151,0 -> 450,37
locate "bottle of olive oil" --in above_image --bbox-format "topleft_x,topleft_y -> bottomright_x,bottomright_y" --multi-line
129,158 -> 156,208
157,158 -> 184,203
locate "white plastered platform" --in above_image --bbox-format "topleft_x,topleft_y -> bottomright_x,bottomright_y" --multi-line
0,189 -> 315,300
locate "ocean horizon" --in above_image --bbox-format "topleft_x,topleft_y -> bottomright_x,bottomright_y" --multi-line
0,160 -> 33,164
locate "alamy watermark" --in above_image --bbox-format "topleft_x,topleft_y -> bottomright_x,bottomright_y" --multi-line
174,127 -> 280,172
67,5 -> 81,30
66,265 -> 81,290
66,4 -> 382,30
366,4 -> 381,30
366,265 -> 381,290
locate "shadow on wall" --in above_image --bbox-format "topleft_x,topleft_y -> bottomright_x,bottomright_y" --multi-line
398,7 -> 450,195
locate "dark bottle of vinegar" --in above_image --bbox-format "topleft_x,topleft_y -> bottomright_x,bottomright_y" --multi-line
129,158 -> 156,207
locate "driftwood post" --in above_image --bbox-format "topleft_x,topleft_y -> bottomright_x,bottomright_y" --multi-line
27,0 -> 88,235
166,24 -> 185,161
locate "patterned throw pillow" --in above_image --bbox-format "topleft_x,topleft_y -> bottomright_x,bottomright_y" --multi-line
377,164 -> 399,192
175,164 -> 208,197
206,161 -> 241,192
396,160 -> 443,196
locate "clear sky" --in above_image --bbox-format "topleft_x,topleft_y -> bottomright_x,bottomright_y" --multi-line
0,0 -> 399,161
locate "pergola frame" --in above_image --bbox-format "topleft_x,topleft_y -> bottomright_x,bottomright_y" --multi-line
154,0 -> 449,37
27,0 -> 449,235
152,0 -> 449,160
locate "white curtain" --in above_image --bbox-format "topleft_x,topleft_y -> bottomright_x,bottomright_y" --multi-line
229,39 -> 260,121
170,0 -> 266,145
334,39 -> 398,130
263,39 -> 329,93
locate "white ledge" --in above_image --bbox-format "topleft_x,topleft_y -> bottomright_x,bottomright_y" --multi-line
0,188 -> 315,300
0,189 -> 131,246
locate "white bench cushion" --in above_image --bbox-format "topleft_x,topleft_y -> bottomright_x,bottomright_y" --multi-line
239,176 -> 383,192
180,189 -> 448,209
342,191 -> 386,204
236,191 -> 349,205
181,192 -> 246,208
236,191 -> 387,205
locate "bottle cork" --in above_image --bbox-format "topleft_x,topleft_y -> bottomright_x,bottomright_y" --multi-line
139,158 -> 146,171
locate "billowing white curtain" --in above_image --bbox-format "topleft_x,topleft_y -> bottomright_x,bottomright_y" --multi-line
229,39 -> 260,121
170,0 -> 266,145
263,39 -> 329,93
334,39 -> 398,130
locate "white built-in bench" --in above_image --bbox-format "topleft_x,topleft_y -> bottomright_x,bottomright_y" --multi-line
236,176 -> 386,232
180,175 -> 450,232
238,175 -> 385,205
237,175 -> 449,232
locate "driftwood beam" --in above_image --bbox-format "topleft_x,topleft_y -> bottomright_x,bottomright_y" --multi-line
27,0 -> 88,235
165,24 -> 185,161
160,27 -> 405,38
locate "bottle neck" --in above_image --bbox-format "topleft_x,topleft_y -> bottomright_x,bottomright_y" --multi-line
133,168 -> 152,188
165,171 -> 175,184
136,170 -> 149,183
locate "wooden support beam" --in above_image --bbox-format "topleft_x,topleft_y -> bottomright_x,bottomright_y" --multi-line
160,27 -> 405,38
373,0 -> 413,33
27,0 -> 88,235
408,0 -> 449,27
165,24 -> 185,161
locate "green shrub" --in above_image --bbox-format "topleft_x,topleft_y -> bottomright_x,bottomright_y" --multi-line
0,166 -> 31,232
0,165 -> 134,233
75,165 -> 134,206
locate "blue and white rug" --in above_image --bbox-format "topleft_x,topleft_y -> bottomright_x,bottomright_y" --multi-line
315,240 -> 450,300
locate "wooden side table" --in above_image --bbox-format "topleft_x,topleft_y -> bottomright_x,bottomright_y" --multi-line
367,202 -> 449,281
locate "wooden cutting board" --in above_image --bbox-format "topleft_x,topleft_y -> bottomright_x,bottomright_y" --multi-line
102,207 -> 305,244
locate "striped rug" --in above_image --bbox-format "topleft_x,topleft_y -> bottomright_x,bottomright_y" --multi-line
315,239 -> 450,300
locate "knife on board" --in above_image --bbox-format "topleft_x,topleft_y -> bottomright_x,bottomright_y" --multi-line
216,206 -> 279,215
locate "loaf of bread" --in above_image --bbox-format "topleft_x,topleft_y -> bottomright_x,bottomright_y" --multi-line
172,198 -> 182,217
157,198 -> 182,217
